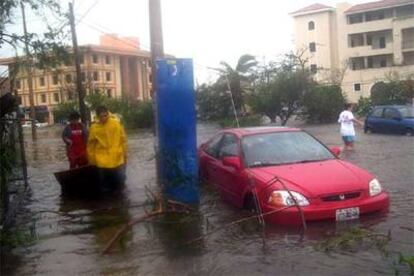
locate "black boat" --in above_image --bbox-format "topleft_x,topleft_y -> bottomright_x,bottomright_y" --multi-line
54,165 -> 125,197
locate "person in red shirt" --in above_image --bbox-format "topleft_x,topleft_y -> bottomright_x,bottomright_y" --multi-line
62,112 -> 88,169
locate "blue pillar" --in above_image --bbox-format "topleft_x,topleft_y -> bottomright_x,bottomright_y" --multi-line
156,58 -> 199,204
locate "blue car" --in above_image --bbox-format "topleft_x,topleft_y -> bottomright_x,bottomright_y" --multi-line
364,105 -> 414,136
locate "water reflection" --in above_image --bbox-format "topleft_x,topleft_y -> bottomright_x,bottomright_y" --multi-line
5,124 -> 414,275
59,190 -> 132,253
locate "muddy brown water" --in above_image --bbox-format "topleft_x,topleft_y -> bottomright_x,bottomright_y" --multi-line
2,122 -> 413,275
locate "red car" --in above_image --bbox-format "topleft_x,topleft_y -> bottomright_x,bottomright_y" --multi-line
199,127 -> 389,225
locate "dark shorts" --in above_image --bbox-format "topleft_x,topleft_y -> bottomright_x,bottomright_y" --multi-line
342,135 -> 355,143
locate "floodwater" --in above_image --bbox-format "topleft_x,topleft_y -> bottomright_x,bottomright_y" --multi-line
2,122 -> 414,275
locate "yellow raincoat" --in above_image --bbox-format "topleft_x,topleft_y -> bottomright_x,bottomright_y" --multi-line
87,114 -> 127,169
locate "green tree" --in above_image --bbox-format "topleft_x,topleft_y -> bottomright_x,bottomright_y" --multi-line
196,83 -> 233,121
302,85 -> 346,123
371,80 -> 414,105
249,81 -> 281,123
52,101 -> 78,123
217,54 -> 257,113
1,0 -> 70,69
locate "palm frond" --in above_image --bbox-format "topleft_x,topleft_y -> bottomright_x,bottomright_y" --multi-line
236,54 -> 257,72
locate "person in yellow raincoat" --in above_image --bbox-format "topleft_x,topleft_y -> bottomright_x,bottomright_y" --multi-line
87,105 -> 127,191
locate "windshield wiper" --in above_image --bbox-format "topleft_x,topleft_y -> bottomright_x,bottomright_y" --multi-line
249,161 -> 280,168
296,158 -> 331,164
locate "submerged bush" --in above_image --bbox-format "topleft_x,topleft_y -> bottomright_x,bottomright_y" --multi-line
52,93 -> 153,128
218,114 -> 262,128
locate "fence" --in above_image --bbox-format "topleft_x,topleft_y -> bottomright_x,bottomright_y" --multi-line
0,114 -> 29,228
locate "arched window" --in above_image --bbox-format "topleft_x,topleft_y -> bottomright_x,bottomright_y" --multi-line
308,21 -> 315,30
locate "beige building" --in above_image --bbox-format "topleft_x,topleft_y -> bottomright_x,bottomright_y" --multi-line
0,34 -> 153,123
291,0 -> 414,102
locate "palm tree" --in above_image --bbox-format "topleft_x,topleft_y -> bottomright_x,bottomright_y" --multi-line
217,54 -> 257,113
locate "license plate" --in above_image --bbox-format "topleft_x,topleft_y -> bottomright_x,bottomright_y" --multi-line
336,207 -> 360,221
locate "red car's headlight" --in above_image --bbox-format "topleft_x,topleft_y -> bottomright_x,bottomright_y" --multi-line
369,178 -> 382,196
268,191 -> 310,207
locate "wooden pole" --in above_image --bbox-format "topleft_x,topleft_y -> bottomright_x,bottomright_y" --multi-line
20,1 -> 37,140
149,0 -> 164,182
149,0 -> 164,83
69,2 -> 88,124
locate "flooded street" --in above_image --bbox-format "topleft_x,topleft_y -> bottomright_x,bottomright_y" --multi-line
3,122 -> 414,275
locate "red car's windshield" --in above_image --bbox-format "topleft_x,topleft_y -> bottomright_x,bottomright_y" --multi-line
241,131 -> 335,167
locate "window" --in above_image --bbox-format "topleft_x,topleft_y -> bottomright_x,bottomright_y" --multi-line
379,37 -> 386,48
310,64 -> 317,74
309,42 -> 316,52
380,59 -> 387,67
93,71 -> 99,81
81,72 -> 86,82
205,134 -> 223,158
106,72 -> 111,81
94,88 -> 100,94
41,94 -> 47,103
80,54 -> 84,64
367,57 -> 373,68
92,54 -> 98,64
39,77 -> 45,87
397,107 -> 414,118
107,89 -> 112,98
351,57 -> 365,70
348,14 -> 363,24
384,108 -> 399,119
218,134 -> 239,159
354,83 -> 361,91
17,96 -> 22,105
149,73 -> 152,83
371,108 -> 384,118
242,132 -> 334,168
65,74 -> 72,83
308,21 -> 315,30
105,55 -> 111,65
53,92 -> 60,102
52,75 -> 59,85
67,92 -> 73,100
16,80 -> 21,90
367,35 -> 372,45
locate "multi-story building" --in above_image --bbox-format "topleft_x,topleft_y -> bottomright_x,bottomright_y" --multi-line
291,0 -> 414,102
0,34 -> 153,123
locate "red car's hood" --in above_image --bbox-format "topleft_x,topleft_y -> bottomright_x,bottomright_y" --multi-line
250,159 -> 372,197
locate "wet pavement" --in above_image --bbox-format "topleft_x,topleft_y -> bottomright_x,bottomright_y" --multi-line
2,122 -> 414,275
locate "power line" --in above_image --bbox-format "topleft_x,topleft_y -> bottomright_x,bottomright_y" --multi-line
75,0 -> 100,25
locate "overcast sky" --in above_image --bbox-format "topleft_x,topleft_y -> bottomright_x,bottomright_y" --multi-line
1,0 -> 368,83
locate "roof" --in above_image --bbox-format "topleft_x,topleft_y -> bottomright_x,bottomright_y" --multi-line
222,126 -> 301,137
345,0 -> 414,14
0,44 -> 152,66
80,44 -> 151,58
290,3 -> 334,16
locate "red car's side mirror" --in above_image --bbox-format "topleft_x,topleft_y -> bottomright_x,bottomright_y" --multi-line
329,146 -> 342,157
222,156 -> 242,170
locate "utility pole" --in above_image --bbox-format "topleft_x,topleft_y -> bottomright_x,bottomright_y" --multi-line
69,2 -> 88,124
149,0 -> 164,94
149,0 -> 164,182
20,1 -> 37,140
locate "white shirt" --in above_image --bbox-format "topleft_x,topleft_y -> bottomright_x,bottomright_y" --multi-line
338,110 -> 355,136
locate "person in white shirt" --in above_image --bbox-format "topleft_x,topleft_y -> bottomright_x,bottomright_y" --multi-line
338,103 -> 364,150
